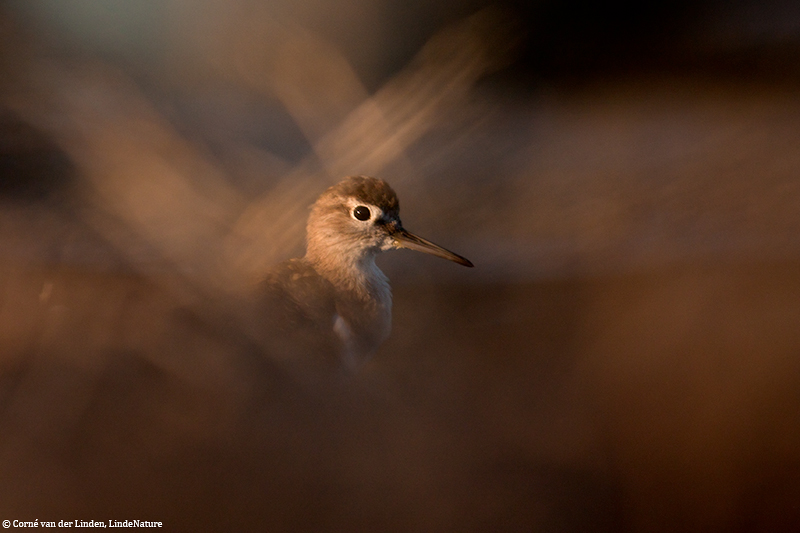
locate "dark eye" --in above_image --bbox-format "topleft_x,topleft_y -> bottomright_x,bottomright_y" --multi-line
353,205 -> 371,221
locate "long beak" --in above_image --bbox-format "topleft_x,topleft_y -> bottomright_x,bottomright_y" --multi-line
389,226 -> 474,267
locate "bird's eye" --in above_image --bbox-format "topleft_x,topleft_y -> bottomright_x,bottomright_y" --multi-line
352,205 -> 371,221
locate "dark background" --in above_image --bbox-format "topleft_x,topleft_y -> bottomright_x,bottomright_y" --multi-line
2,1 -> 800,531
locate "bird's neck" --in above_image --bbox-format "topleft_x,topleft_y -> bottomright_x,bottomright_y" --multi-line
307,250 -> 393,365
306,250 -> 390,305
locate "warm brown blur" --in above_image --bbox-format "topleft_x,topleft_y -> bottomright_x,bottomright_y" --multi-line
2,1 -> 800,531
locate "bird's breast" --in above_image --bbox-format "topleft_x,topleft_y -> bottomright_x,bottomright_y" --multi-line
332,290 -> 392,369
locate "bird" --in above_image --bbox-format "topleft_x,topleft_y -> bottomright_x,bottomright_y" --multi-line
260,176 -> 473,373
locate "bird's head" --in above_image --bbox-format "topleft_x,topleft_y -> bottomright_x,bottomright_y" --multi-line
305,176 -> 473,268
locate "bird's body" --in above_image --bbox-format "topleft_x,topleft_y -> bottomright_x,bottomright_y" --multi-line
261,176 -> 472,372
